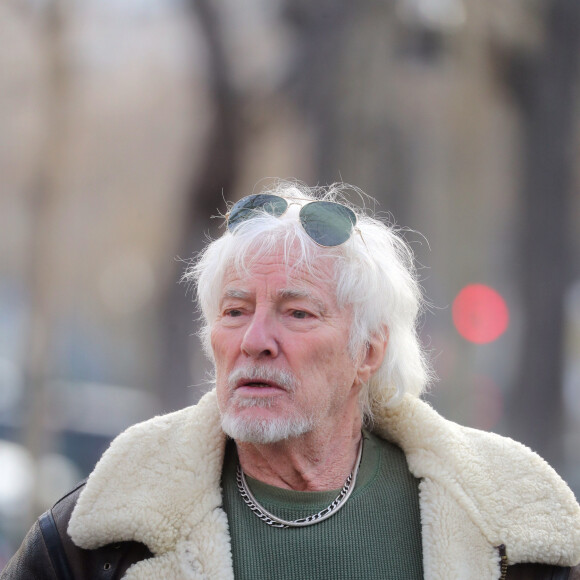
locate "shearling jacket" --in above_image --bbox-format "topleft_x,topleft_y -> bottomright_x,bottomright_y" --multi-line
3,389 -> 580,580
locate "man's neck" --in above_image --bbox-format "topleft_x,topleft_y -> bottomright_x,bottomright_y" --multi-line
235,422 -> 363,491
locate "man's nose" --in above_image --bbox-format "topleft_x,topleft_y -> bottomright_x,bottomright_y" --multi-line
241,311 -> 279,359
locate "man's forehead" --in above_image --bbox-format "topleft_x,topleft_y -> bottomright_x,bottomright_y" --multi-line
220,258 -> 337,304
221,286 -> 320,301
222,250 -> 334,283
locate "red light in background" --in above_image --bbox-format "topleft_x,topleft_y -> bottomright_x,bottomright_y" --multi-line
452,284 -> 509,344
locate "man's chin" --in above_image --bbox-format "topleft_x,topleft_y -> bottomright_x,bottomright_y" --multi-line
220,412 -> 314,444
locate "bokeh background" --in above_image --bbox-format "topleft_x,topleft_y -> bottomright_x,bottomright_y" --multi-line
2,0 -> 580,564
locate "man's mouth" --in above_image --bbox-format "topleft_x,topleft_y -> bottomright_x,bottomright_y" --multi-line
227,366 -> 298,395
244,382 -> 271,388
235,379 -> 285,394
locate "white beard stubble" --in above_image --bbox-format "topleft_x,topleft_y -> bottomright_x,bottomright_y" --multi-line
220,365 -> 317,444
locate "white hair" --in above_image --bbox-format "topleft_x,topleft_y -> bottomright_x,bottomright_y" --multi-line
185,181 -> 432,420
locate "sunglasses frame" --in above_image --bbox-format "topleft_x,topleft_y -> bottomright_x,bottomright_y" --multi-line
226,194 -> 359,248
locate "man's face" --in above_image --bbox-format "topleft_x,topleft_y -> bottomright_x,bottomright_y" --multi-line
211,246 -> 366,444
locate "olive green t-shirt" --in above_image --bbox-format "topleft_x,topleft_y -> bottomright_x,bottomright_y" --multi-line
221,430 -> 423,579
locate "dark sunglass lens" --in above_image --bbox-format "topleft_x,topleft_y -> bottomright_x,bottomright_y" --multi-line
227,195 -> 288,231
299,202 -> 356,246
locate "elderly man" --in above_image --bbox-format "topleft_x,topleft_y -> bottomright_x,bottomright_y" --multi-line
3,182 -> 580,579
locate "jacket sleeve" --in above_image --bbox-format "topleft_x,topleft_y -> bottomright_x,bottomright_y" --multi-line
2,481 -> 152,580
0,482 -> 84,580
1,483 -> 85,579
0,519 -> 58,580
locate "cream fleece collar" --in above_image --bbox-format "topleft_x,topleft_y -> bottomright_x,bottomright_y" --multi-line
69,390 -> 580,580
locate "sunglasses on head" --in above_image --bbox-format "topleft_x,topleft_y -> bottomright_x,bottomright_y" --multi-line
225,194 -> 358,247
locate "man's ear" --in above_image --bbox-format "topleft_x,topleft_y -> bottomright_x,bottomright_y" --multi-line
355,330 -> 388,386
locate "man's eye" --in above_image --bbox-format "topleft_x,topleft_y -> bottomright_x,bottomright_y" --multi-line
226,309 -> 243,317
291,310 -> 309,319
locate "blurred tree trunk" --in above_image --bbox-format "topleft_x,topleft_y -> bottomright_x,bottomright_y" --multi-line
158,0 -> 240,411
22,0 -> 69,522
282,0 -> 413,218
282,0 -> 351,183
501,0 -> 580,467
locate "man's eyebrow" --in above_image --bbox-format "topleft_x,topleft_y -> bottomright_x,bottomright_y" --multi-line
222,288 -> 251,300
278,288 -> 327,312
278,288 -> 311,300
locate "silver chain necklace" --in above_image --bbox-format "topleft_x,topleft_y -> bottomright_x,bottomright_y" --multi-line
236,438 -> 363,528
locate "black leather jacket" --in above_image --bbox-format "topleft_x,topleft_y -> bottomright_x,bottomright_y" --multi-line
0,483 -> 151,580
2,482 -> 579,580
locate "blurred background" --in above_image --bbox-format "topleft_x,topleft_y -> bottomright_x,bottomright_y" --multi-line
2,0 -> 580,564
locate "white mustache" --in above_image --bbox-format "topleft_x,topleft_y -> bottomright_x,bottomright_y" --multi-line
227,365 -> 299,393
